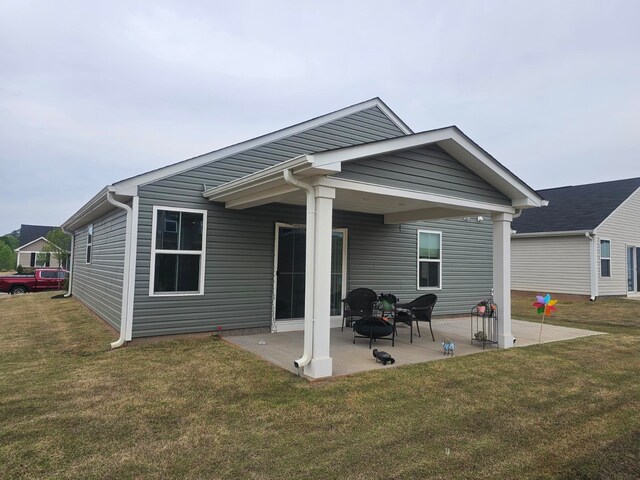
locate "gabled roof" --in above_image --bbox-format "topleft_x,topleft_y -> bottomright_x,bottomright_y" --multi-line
15,236 -> 58,252
204,126 -> 546,213
512,177 -> 640,235
113,97 -> 412,192
62,98 -> 411,230
19,224 -> 56,247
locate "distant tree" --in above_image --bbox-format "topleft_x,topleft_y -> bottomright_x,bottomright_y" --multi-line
0,241 -> 15,271
0,234 -> 19,251
42,228 -> 71,268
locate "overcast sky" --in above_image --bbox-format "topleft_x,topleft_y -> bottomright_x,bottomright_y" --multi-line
1,0 -> 639,235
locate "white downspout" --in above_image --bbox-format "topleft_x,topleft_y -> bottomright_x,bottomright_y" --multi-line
283,169 -> 315,370
106,189 -> 133,349
62,229 -> 74,297
586,232 -> 597,300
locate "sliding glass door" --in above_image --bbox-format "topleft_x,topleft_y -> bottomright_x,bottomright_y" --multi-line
274,225 -> 346,321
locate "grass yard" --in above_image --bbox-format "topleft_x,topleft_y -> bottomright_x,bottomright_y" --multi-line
1,293 -> 639,479
512,291 -> 640,335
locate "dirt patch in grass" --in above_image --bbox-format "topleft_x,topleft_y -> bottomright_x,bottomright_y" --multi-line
1,293 -> 639,479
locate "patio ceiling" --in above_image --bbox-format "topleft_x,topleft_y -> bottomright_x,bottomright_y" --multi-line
202,128 -> 545,223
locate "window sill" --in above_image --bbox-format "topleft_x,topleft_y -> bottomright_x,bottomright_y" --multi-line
149,291 -> 204,297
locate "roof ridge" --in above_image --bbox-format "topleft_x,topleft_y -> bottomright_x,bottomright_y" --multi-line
112,97 -> 411,191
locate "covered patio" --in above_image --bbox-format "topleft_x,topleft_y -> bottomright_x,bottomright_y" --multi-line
204,128 -> 548,378
226,319 -> 604,377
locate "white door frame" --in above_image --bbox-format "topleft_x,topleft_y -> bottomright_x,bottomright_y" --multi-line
272,222 -> 348,333
627,245 -> 638,294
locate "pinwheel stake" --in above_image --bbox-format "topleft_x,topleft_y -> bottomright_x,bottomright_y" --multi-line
533,294 -> 558,343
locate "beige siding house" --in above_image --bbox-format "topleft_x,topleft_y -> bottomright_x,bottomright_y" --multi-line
512,178 -> 640,299
14,224 -> 67,269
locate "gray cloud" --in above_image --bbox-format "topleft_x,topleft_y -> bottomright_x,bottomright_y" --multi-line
1,0 -> 639,234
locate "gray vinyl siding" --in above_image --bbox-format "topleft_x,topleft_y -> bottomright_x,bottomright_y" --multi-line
511,236 -> 592,295
71,208 -> 127,330
335,145 -> 511,205
132,106 -> 409,337
133,201 -> 493,337
345,214 -> 493,310
596,188 -> 640,296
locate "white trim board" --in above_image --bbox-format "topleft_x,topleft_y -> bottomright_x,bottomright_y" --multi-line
62,98 -> 410,231
594,186 -> 640,234
114,98 -> 411,191
149,205 -> 208,297
271,223 -> 348,333
308,128 -> 543,207
416,229 -> 443,291
15,236 -> 61,251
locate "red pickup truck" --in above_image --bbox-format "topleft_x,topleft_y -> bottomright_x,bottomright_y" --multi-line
0,268 -> 69,295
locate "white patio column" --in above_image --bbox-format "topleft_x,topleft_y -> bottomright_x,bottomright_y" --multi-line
492,212 -> 515,348
304,185 -> 335,378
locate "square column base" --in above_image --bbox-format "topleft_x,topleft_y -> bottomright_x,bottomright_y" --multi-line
498,334 -> 515,349
303,357 -> 332,379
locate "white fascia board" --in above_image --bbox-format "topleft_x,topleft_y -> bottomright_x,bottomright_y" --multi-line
203,155 -> 341,202
375,98 -> 413,134
61,186 -> 110,231
593,186 -> 640,234
61,186 -> 135,231
384,207 -> 483,224
15,237 -> 51,251
512,230 -> 593,238
203,155 -> 308,200
316,177 -> 516,214
310,128 -> 544,208
114,98 -> 405,192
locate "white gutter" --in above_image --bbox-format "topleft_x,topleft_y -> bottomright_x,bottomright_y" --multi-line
62,229 -> 74,298
283,169 -> 315,371
586,232 -> 598,300
512,229 -> 593,238
106,189 -> 134,349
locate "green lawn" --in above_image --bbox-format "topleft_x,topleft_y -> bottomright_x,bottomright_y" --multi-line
1,293 -> 639,479
512,291 -> 640,335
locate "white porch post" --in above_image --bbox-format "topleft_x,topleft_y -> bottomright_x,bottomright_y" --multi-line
304,185 -> 335,378
492,212 -> 515,348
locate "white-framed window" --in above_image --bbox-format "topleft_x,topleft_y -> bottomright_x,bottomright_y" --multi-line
600,239 -> 611,278
149,206 -> 207,296
86,224 -> 93,264
417,230 -> 442,290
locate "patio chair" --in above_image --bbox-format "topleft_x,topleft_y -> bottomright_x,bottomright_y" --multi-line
341,288 -> 378,331
395,294 -> 438,341
353,316 -> 395,348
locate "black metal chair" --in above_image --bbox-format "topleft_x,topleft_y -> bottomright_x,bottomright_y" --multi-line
396,294 -> 438,341
353,316 -> 395,348
393,310 -> 414,343
341,288 -> 378,331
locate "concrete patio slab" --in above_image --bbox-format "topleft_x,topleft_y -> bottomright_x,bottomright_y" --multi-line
225,318 -> 604,377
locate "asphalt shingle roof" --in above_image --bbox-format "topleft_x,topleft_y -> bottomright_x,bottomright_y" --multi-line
19,224 -> 57,247
512,177 -> 640,234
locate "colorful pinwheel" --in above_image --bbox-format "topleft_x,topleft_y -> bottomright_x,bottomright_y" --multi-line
533,293 -> 558,343
532,294 -> 558,316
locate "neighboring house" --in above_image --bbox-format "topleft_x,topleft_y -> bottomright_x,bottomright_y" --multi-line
61,98 -> 544,378
14,224 -> 64,268
512,177 -> 640,299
